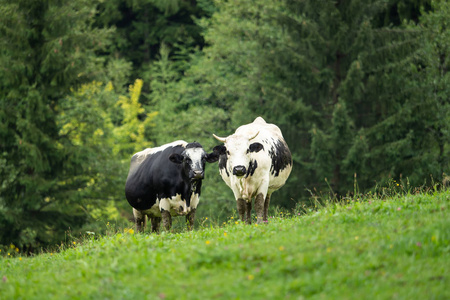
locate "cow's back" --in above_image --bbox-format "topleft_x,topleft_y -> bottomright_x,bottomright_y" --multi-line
235,117 -> 285,141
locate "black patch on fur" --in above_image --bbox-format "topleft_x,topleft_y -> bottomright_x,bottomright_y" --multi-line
246,160 -> 258,178
186,142 -> 203,149
219,155 -> 229,177
169,153 -> 183,164
213,145 -> 229,176
269,139 -> 292,176
249,142 -> 264,153
206,145 -> 224,163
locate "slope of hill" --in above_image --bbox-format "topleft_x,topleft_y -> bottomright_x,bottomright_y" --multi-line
1,190 -> 449,299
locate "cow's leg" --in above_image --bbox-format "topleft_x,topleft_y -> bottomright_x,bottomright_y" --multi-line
237,198 -> 246,222
133,208 -> 146,232
264,194 -> 271,222
161,209 -> 172,231
150,217 -> 161,233
255,193 -> 265,224
245,200 -> 252,224
186,208 -> 196,231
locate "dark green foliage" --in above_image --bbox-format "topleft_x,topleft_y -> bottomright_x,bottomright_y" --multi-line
0,0 -> 111,250
180,0 -> 448,204
95,0 -> 210,85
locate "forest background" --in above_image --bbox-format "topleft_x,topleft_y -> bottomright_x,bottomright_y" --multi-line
0,0 -> 449,252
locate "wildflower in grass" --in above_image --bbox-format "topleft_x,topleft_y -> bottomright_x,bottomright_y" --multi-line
247,275 -> 255,280
279,246 -> 285,251
206,240 -> 211,245
8,253 -> 10,256
355,236 -> 359,240
73,241 -> 76,245
327,247 -> 332,253
224,232 -> 227,237
416,242 -> 422,247
231,216 -> 234,219
19,257 -> 22,261
205,217 -> 208,220
10,244 -> 15,249
397,207 -> 402,211
235,221 -> 239,225
15,248 -> 19,252
431,236 -> 437,242
51,253 -> 53,256
255,224 -> 258,227
124,228 -> 134,234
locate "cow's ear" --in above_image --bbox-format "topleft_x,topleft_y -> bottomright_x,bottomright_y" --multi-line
213,145 -> 227,156
206,152 -> 220,163
169,153 -> 183,164
249,142 -> 264,153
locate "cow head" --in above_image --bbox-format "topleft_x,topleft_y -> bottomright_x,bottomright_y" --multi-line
213,131 -> 263,177
169,142 -> 220,181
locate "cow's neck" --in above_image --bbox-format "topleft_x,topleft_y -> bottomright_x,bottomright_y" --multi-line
190,180 -> 201,194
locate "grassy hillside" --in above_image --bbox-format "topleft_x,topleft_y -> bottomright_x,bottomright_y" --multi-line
1,190 -> 449,299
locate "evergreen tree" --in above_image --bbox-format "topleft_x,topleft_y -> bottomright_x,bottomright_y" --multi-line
182,0 -> 438,204
95,0 -> 212,87
0,0 -> 111,250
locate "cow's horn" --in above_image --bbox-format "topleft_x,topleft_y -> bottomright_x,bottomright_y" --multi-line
213,134 -> 227,143
249,131 -> 260,140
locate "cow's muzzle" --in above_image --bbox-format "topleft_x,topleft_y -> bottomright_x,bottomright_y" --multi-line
192,170 -> 204,180
233,165 -> 246,176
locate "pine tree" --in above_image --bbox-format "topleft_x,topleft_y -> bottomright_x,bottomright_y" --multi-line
0,0 -> 111,250
183,0 -> 436,203
95,0 -> 211,87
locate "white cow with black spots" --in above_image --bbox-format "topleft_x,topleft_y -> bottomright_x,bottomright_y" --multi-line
212,117 -> 293,224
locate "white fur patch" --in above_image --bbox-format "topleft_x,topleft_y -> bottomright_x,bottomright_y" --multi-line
190,193 -> 200,209
159,194 -> 194,216
184,147 -> 206,170
133,140 -> 188,164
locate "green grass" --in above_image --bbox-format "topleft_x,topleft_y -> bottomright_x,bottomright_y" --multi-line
1,190 -> 449,299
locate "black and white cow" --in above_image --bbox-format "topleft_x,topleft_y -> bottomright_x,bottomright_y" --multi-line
125,141 -> 219,232
212,117 -> 293,224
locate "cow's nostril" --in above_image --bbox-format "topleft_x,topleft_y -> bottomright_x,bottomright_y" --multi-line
233,166 -> 246,176
193,170 -> 204,179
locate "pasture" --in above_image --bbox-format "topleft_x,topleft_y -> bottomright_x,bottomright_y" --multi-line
1,189 -> 449,299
